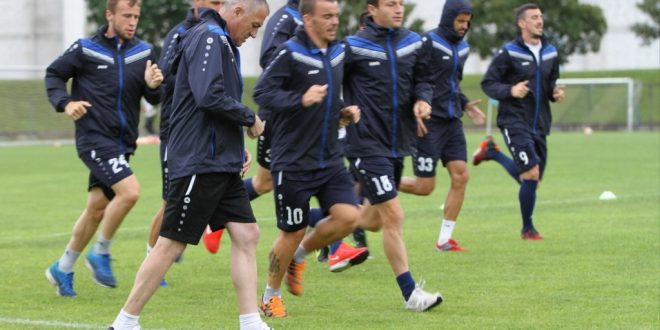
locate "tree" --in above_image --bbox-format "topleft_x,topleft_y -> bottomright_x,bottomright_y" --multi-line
86,0 -> 190,56
469,0 -> 607,64
630,0 -> 660,45
338,0 -> 424,38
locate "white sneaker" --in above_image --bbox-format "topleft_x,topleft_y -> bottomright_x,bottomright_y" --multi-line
404,281 -> 443,312
260,321 -> 273,330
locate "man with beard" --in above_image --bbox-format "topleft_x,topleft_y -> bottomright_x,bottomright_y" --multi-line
474,3 -> 565,240
398,0 -> 485,252
44,0 -> 163,297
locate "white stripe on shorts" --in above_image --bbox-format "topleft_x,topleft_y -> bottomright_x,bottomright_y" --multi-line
185,174 -> 196,196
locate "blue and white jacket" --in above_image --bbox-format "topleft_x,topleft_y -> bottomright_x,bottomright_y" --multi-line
481,34 -> 560,135
257,0 -> 302,121
167,10 -> 255,180
45,25 -> 161,157
343,18 -> 433,158
424,0 -> 473,120
253,28 -> 346,172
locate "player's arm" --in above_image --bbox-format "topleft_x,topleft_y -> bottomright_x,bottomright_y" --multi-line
188,32 -> 255,127
413,35 -> 434,109
253,46 -> 305,113
143,51 -> 163,105
481,48 -> 516,101
45,40 -> 84,113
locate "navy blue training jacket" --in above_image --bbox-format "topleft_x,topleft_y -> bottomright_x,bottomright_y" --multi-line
167,10 -> 255,180
481,35 -> 560,135
343,18 -> 433,158
257,0 -> 301,121
157,8 -> 206,142
424,0 -> 473,120
45,25 -> 161,156
253,28 -> 346,172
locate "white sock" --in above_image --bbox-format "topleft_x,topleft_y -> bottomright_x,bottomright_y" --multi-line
93,234 -> 112,255
263,285 -> 282,303
239,312 -> 262,330
58,248 -> 80,273
293,245 -> 309,263
438,219 -> 456,245
111,309 -> 140,329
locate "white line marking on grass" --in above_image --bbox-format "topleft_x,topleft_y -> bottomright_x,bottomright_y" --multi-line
0,316 -> 167,330
0,316 -> 102,329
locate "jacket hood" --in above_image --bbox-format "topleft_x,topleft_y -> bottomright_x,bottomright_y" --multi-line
438,0 -> 473,44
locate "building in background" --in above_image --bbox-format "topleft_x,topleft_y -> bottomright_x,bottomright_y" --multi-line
0,0 -> 657,79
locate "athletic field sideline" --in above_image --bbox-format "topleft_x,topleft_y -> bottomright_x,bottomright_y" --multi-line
0,132 -> 657,329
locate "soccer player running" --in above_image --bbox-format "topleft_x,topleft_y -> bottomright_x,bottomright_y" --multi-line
44,0 -> 163,297
144,0 -> 226,287
473,3 -> 565,240
398,0 -> 485,252
202,0 -> 303,253
253,0 -> 363,318
343,0 -> 442,311
110,1 -> 271,329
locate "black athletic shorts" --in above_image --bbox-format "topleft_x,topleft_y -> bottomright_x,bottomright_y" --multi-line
412,118 -> 467,177
272,165 -> 358,232
160,172 -> 256,245
501,126 -> 548,177
80,150 -> 133,200
348,156 -> 403,205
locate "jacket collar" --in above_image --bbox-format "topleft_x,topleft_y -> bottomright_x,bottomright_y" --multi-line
364,16 -> 401,39
97,24 -> 137,49
293,26 -> 339,56
514,33 -> 549,50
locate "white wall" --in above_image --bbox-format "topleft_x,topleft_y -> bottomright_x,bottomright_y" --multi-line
410,0 -> 660,73
0,0 -> 657,78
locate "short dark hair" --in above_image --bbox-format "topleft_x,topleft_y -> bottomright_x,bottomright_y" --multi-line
106,0 -> 141,13
299,0 -> 337,16
367,0 -> 378,7
515,3 -> 540,23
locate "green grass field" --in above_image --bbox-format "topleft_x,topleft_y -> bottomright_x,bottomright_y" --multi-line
0,132 -> 658,329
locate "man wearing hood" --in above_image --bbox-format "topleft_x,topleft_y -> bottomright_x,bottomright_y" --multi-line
399,0 -> 484,252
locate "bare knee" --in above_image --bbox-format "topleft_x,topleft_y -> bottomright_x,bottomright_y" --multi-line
450,170 -> 469,188
521,165 -> 540,181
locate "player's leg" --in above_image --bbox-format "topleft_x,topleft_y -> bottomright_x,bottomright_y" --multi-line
436,120 -> 469,251
262,170 -> 310,317
436,160 -> 468,251
46,187 -> 108,297
502,128 -> 543,239
214,173 -> 271,329
112,236 -> 186,329
473,135 -> 520,183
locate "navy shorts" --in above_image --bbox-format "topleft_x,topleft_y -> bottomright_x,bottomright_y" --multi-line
272,165 -> 359,232
256,122 -> 272,169
160,172 -> 256,245
501,127 -> 548,177
160,142 -> 169,200
348,157 -> 403,205
80,150 -> 133,200
412,118 -> 467,177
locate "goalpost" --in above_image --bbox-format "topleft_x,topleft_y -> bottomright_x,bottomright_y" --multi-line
484,77 -> 638,133
556,77 -> 636,132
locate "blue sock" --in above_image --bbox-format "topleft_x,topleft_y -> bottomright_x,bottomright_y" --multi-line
488,149 -> 521,183
396,271 -> 416,301
519,180 -> 538,231
243,178 -> 259,201
329,240 -> 342,254
308,208 -> 324,228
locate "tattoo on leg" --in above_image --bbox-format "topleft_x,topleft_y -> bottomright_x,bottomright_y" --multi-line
268,250 -> 280,274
